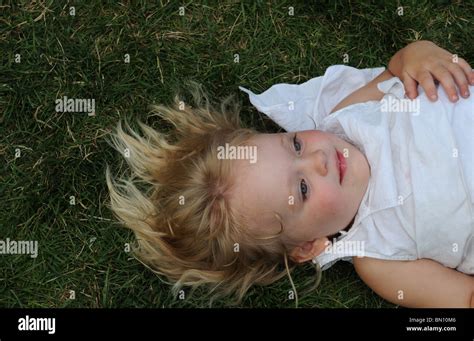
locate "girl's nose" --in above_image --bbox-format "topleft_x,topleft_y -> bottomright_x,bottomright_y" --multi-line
305,149 -> 328,176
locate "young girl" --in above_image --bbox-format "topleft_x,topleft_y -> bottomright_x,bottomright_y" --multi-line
106,41 -> 474,307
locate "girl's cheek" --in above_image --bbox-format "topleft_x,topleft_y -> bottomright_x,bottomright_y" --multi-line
317,188 -> 341,216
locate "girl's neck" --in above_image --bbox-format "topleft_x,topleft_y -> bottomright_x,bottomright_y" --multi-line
327,214 -> 356,241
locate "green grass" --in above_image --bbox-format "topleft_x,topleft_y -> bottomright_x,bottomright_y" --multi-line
1,0 -> 473,308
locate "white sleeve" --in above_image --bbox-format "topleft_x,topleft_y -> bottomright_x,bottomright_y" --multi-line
376,76 -> 406,98
239,65 -> 385,132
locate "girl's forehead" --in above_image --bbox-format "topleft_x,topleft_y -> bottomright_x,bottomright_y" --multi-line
232,160 -> 293,221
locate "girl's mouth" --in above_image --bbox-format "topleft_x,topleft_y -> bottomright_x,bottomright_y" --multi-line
336,149 -> 347,185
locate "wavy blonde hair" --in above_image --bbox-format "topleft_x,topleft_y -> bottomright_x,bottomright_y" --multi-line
105,82 -> 321,305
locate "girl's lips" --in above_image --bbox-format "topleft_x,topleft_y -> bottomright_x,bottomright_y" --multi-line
336,150 -> 347,184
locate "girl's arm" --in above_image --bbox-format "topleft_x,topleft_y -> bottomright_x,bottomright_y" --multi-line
329,68 -> 393,114
329,40 -> 474,114
353,256 -> 474,308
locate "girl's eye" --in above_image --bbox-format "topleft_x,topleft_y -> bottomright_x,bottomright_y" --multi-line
300,179 -> 308,200
293,133 -> 301,152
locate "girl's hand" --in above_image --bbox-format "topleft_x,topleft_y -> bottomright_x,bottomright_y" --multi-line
388,40 -> 474,102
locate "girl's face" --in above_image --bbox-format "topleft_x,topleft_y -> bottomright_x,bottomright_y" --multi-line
231,130 -> 370,262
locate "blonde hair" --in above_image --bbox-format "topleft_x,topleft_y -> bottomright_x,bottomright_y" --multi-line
105,82 -> 321,305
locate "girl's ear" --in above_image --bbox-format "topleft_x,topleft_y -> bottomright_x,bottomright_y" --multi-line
289,237 -> 330,263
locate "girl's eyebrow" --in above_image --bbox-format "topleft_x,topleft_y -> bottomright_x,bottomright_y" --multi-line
280,134 -> 300,214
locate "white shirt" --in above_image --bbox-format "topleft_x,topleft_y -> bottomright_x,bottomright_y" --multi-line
239,65 -> 474,274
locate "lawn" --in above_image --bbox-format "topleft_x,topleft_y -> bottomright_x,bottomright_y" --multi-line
1,0 -> 473,308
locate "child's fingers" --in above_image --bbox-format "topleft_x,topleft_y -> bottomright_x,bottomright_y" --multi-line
415,71 -> 438,101
446,62 -> 471,98
402,73 -> 419,99
430,67 -> 459,102
451,57 -> 474,85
